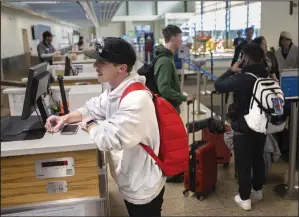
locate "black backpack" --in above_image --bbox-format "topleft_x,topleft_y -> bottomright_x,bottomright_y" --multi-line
137,57 -> 161,94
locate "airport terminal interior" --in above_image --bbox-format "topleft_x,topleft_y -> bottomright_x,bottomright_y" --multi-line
0,1 -> 298,216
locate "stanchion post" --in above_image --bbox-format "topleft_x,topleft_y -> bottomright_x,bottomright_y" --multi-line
210,50 -> 214,76
201,74 -> 211,95
194,68 -> 206,115
180,58 -> 185,92
274,101 -> 298,200
285,102 -> 298,198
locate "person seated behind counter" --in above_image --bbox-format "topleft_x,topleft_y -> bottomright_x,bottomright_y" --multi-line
214,44 -> 268,211
45,37 -> 166,217
37,31 -> 58,65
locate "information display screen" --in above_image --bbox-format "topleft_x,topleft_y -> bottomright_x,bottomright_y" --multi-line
42,161 -> 68,167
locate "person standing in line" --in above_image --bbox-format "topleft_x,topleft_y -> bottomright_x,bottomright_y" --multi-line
231,27 -> 254,66
215,44 -> 268,211
233,30 -> 245,48
45,37 -> 166,217
275,31 -> 299,70
252,36 -> 280,82
37,31 -> 58,65
154,24 -> 195,183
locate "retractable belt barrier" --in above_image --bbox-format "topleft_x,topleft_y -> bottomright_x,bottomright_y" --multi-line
183,58 -> 218,114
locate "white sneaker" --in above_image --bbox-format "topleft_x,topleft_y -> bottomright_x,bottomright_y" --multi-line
234,195 -> 252,211
251,189 -> 263,200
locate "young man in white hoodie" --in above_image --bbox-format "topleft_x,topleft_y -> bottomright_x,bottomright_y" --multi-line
45,37 -> 166,217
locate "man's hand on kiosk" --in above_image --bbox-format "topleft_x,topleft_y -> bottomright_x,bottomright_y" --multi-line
45,115 -> 65,133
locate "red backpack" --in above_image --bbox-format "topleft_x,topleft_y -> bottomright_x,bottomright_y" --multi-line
120,82 -> 189,176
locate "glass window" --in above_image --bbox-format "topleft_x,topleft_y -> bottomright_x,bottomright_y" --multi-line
203,12 -> 215,31
230,4 -> 247,30
215,9 -> 226,31
248,2 -> 261,29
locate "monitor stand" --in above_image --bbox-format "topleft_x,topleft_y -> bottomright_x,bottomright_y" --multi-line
1,116 -> 46,142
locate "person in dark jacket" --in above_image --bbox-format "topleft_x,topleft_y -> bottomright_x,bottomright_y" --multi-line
214,44 -> 268,211
155,25 -> 195,183
233,30 -> 245,47
252,36 -> 279,82
231,27 -> 254,66
37,31 -> 57,65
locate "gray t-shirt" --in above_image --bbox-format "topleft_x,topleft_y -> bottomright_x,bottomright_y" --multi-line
37,41 -> 56,64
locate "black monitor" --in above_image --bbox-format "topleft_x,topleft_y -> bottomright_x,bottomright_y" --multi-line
22,62 -> 50,122
1,62 -> 51,142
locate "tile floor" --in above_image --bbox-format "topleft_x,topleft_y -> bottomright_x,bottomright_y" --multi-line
108,103 -> 298,217
108,157 -> 297,216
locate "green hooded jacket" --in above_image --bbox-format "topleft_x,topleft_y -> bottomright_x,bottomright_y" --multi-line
154,45 -> 187,107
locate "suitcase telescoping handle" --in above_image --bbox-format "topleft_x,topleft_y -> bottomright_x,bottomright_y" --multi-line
211,90 -> 227,123
187,100 -> 195,144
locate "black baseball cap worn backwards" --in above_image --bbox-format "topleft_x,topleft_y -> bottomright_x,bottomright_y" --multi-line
84,37 -> 137,67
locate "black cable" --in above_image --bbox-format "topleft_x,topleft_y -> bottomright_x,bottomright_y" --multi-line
49,90 -> 60,106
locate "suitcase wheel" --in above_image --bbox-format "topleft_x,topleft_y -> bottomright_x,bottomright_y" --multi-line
197,195 -> 204,201
223,163 -> 229,168
183,190 -> 189,197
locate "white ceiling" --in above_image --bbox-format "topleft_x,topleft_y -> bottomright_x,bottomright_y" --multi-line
4,1 -> 122,28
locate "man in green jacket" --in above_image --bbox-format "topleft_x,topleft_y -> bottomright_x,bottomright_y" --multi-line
155,25 -> 195,183
154,25 -> 194,114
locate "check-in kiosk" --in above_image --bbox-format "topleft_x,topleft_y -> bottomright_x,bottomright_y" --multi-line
274,69 -> 298,200
1,63 -> 109,216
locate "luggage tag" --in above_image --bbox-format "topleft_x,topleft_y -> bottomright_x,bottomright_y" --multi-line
271,97 -> 283,115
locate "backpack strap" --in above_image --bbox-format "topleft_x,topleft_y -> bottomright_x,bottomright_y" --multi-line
245,72 -> 258,79
120,82 -> 147,103
119,82 -> 163,169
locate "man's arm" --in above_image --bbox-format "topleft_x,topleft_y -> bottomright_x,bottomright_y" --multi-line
77,94 -> 107,120
87,91 -> 154,151
155,61 -> 187,104
61,93 -> 107,125
63,111 -> 83,124
214,70 -> 253,93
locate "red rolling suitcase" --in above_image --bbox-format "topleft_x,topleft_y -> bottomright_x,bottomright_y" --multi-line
183,102 -> 217,201
202,91 -> 232,167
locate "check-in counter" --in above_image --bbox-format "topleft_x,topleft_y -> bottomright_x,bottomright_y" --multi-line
1,130 -> 109,216
53,59 -> 95,65
2,84 -> 105,117
21,73 -> 99,86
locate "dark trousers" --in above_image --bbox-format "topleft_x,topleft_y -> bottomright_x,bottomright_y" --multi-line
234,131 -> 267,200
124,187 -> 165,217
